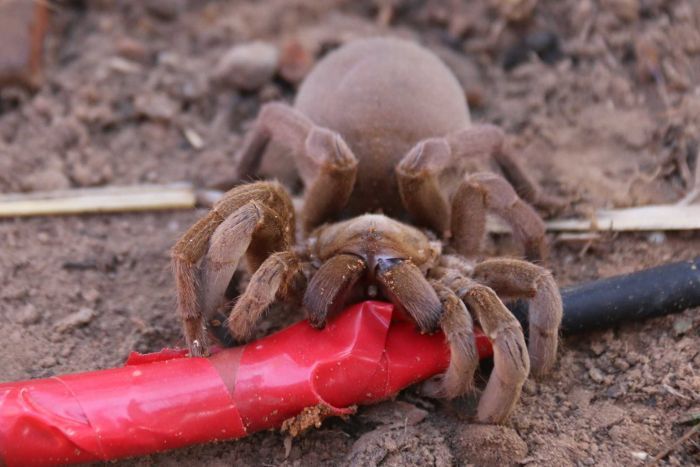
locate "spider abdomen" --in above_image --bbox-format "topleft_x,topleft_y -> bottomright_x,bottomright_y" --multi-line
295,38 -> 471,219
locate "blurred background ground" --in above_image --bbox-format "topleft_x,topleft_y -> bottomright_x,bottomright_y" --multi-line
0,0 -> 698,465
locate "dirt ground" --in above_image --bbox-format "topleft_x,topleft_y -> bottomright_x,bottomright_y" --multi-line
1,0 -> 699,465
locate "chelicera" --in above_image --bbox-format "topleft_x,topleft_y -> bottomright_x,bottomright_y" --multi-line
172,37 -> 563,423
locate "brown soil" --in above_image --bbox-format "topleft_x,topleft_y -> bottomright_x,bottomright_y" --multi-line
1,1 -> 699,466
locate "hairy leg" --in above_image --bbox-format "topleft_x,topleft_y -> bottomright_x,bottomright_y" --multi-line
375,258 -> 443,333
440,272 -> 530,423
234,102 -> 358,231
452,172 -> 547,262
395,126 -> 502,236
395,125 -> 548,261
228,251 -> 306,342
427,280 -> 479,398
450,124 -> 564,213
171,181 -> 294,356
473,258 -> 562,376
491,140 -> 566,214
303,254 -> 366,328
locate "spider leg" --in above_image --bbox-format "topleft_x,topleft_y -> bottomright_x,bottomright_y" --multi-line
235,102 -> 358,231
473,258 -> 562,376
396,137 -> 456,237
426,280 -> 479,399
440,272 -> 530,424
395,125 -> 548,261
303,254 -> 366,328
396,127 -> 501,236
171,181 -> 294,356
451,172 -> 547,262
448,124 -> 565,213
489,137 -> 566,214
228,251 -> 306,342
375,258 -> 443,333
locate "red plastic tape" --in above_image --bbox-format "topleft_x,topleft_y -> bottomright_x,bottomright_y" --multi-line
0,301 -> 493,465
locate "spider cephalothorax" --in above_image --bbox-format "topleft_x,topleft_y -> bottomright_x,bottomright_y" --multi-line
172,38 -> 563,423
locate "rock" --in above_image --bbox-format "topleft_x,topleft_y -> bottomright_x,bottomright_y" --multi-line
279,38 -> 315,84
16,303 -> 41,325
613,358 -> 630,371
67,148 -> 113,187
360,400 -> 429,427
116,37 -> 150,63
647,232 -> 666,245
673,317 -> 693,336
38,356 -> 57,368
522,379 -> 537,395
605,383 -> 628,399
493,0 -> 538,23
0,0 -> 50,89
590,341 -> 606,356
601,0 -> 639,22
144,0 -> 186,21
451,424 -> 528,465
213,42 -> 279,91
589,367 -> 605,383
22,168 -> 71,192
81,288 -> 101,303
54,307 -> 96,333
346,422 -> 453,467
134,93 -> 179,122
525,30 -> 563,65
568,388 -> 593,409
589,402 -> 624,429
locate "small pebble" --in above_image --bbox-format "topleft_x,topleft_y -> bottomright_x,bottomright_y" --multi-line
134,93 -> 178,122
452,425 -> 528,465
213,41 -> 279,91
116,37 -> 150,63
16,303 -> 41,325
279,38 -> 315,84
606,383 -> 627,398
601,0 -> 640,22
647,231 -> 666,245
60,343 -> 75,358
144,0 -> 186,21
525,30 -> 563,64
38,356 -> 57,368
673,317 -> 693,336
589,367 -> 605,383
22,169 -> 71,192
613,358 -> 630,371
81,288 -> 101,303
54,307 -> 96,333
590,341 -> 606,356
522,379 -> 537,395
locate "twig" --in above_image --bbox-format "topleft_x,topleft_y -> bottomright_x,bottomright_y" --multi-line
651,424 -> 699,465
0,183 -> 196,218
489,205 -> 700,233
4,185 -> 700,233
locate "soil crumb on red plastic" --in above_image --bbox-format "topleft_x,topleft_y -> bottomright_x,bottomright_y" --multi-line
281,404 -> 356,437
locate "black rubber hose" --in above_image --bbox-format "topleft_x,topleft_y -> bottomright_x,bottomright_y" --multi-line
511,257 -> 700,335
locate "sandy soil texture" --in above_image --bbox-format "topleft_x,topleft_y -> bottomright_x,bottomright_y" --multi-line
0,1 -> 698,465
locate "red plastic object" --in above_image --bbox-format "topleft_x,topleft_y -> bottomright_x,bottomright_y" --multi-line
0,301 -> 493,466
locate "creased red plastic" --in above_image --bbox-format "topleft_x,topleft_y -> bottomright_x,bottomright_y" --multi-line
0,301 -> 493,466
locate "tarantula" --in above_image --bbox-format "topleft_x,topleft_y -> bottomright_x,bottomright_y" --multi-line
172,37 -> 563,423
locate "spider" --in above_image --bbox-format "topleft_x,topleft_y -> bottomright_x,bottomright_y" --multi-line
172,37 -> 563,423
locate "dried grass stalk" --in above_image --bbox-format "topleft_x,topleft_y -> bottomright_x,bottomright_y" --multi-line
0,183 -> 196,218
